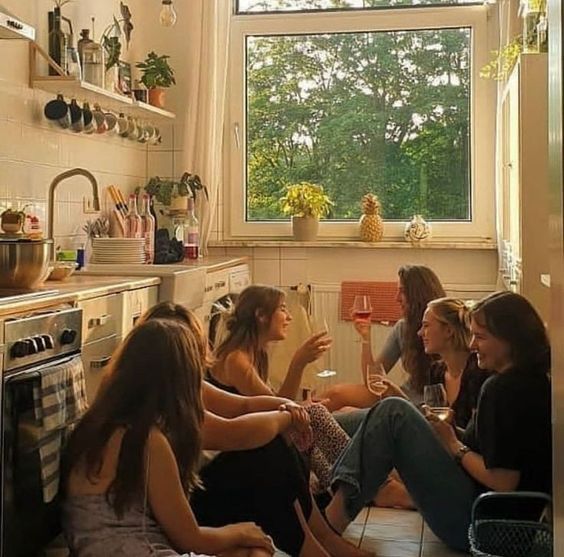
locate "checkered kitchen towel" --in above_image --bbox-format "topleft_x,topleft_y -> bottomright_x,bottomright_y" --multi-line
33,355 -> 88,503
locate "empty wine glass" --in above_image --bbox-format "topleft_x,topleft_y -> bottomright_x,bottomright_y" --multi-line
423,383 -> 449,421
365,362 -> 386,397
351,295 -> 372,321
311,315 -> 336,380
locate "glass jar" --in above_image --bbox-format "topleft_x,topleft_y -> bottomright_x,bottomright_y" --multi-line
82,39 -> 105,88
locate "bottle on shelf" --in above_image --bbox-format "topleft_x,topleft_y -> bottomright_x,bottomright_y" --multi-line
183,197 -> 200,260
140,194 -> 155,264
125,194 -> 143,239
48,7 -> 68,75
79,23 -> 105,88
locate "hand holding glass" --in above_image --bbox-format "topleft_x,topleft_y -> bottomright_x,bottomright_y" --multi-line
365,363 -> 386,397
312,316 -> 335,378
423,384 -> 450,421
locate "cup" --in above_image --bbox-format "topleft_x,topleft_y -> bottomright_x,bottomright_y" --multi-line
92,104 -> 107,134
132,88 -> 148,103
69,99 -> 84,133
44,94 -> 70,129
82,102 -> 95,134
117,113 -> 129,137
104,111 -> 118,134
149,126 -> 162,145
126,117 -> 139,141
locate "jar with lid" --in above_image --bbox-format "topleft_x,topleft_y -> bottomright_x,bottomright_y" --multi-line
80,29 -> 105,87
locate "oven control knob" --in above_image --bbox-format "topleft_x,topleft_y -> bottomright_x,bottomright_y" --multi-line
25,338 -> 39,354
41,334 -> 55,349
33,336 -> 46,352
60,329 -> 78,345
10,340 -> 29,358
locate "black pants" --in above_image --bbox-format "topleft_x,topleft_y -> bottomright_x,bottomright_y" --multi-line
191,436 -> 312,556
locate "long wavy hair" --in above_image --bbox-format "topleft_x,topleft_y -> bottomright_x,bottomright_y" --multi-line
214,285 -> 285,381
470,291 -> 550,374
398,265 -> 446,393
63,318 -> 205,517
426,297 -> 471,353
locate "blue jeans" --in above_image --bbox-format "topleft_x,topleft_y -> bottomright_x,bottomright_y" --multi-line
331,397 -> 480,551
334,408 -> 369,436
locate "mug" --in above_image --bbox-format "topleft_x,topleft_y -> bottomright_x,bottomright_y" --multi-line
126,116 -> 138,140
92,104 -> 107,134
132,88 -> 148,103
44,94 -> 70,129
149,126 -> 162,145
117,113 -> 129,137
69,99 -> 84,133
104,111 -> 118,134
82,102 -> 95,134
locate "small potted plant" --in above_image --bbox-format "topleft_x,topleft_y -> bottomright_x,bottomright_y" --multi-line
144,173 -> 208,212
136,51 -> 176,108
280,182 -> 333,241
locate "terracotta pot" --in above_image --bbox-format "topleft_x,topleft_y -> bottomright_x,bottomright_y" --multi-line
292,216 -> 319,241
148,88 -> 166,108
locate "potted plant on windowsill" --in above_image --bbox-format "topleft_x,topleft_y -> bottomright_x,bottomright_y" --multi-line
136,51 -> 176,108
280,182 -> 333,242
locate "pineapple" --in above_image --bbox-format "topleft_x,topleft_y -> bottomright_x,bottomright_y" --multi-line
359,194 -> 384,242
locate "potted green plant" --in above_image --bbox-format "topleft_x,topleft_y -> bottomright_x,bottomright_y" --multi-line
280,182 -> 333,241
144,173 -> 208,211
136,51 -> 176,108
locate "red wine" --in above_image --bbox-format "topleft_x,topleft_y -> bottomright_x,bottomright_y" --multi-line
353,310 -> 372,320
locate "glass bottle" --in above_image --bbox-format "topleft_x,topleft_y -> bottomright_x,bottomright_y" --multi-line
140,194 -> 155,264
125,194 -> 143,239
66,32 -> 82,80
48,7 -> 68,75
183,197 -> 200,260
81,26 -> 105,88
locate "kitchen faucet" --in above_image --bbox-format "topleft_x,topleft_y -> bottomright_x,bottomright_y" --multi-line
48,168 -> 101,260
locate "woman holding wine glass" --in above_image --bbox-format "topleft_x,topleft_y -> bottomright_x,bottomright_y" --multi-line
321,265 -> 446,413
324,292 -> 552,552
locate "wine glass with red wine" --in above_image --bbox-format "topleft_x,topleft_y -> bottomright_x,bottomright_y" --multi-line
351,295 -> 372,321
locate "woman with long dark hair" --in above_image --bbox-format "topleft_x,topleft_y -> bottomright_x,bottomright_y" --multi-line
63,319 -> 275,556
322,265 -> 446,412
323,292 -> 552,552
143,301 -> 370,557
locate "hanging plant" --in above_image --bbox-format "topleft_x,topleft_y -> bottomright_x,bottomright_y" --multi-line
480,36 -> 523,81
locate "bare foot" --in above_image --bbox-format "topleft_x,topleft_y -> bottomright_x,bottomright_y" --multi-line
373,478 -> 415,510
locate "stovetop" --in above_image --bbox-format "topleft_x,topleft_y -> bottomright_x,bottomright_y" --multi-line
0,289 -> 59,305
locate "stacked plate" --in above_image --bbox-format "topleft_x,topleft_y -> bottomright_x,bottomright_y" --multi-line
91,238 -> 145,264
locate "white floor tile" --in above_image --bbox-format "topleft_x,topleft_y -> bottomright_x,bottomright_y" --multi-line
360,539 -> 420,557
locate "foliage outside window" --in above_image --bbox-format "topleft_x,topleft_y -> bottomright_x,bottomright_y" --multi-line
228,0 -> 495,239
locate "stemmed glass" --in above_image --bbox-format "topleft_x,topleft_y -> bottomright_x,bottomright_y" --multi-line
423,384 -> 450,421
311,315 -> 335,380
351,295 -> 372,321
365,362 -> 386,397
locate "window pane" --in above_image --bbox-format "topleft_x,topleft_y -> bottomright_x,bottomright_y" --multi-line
246,28 -> 471,221
238,0 -> 480,14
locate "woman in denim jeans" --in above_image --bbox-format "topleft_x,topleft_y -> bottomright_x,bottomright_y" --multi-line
324,292 -> 552,552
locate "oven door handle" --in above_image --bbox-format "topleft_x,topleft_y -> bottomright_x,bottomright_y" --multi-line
4,353 -> 81,384
90,356 -> 112,370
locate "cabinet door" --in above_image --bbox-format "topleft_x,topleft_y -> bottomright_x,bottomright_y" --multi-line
82,335 -> 120,403
79,294 -> 122,344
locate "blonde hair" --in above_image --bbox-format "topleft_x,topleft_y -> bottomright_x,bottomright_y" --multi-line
427,297 -> 471,352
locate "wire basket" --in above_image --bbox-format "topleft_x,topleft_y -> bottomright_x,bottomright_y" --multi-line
469,492 -> 553,557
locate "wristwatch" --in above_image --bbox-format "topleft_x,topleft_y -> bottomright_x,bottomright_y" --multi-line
454,444 -> 471,464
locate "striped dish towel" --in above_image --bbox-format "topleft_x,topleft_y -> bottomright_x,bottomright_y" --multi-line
340,281 -> 402,323
33,355 -> 88,503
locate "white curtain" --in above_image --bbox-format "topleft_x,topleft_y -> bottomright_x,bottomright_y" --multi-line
182,0 -> 231,255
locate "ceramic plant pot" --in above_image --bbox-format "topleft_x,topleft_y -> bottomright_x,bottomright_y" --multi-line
292,216 -> 319,241
148,88 -> 166,108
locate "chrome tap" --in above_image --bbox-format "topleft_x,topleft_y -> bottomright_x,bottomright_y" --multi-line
48,168 -> 101,259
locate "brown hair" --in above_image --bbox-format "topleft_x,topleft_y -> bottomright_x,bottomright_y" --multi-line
470,291 -> 550,374
214,285 -> 285,380
64,318 -> 205,516
427,297 -> 471,352
398,265 -> 446,393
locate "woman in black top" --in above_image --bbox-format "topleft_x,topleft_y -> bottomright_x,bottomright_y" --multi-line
323,292 -> 552,551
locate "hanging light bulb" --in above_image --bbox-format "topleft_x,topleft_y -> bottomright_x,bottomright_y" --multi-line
160,0 -> 177,27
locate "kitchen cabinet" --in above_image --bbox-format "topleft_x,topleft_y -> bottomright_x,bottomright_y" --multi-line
79,284 -> 158,403
499,53 -> 549,320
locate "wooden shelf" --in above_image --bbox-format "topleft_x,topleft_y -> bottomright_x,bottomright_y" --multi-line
31,77 -> 176,121
29,42 -> 175,122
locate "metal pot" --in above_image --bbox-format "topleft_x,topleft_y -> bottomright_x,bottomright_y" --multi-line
0,239 -> 53,289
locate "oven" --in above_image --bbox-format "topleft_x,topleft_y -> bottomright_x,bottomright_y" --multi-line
0,307 -> 83,557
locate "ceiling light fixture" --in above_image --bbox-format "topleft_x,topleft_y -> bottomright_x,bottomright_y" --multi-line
160,0 -> 177,27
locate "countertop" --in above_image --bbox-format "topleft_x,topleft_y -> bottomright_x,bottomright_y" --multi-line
0,275 -> 161,317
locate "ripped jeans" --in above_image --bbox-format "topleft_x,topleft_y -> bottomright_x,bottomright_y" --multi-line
331,397 -> 481,551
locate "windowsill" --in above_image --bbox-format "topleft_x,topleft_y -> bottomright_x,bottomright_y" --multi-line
209,239 -> 497,250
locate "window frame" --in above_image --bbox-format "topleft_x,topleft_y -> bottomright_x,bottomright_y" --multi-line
226,4 -> 497,241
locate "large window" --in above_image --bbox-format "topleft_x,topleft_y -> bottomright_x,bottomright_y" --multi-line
227,1 -> 495,239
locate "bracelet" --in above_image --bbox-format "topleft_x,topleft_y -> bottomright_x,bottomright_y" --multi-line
454,444 -> 471,464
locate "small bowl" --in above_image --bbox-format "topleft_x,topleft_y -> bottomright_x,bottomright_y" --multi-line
48,261 -> 78,281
